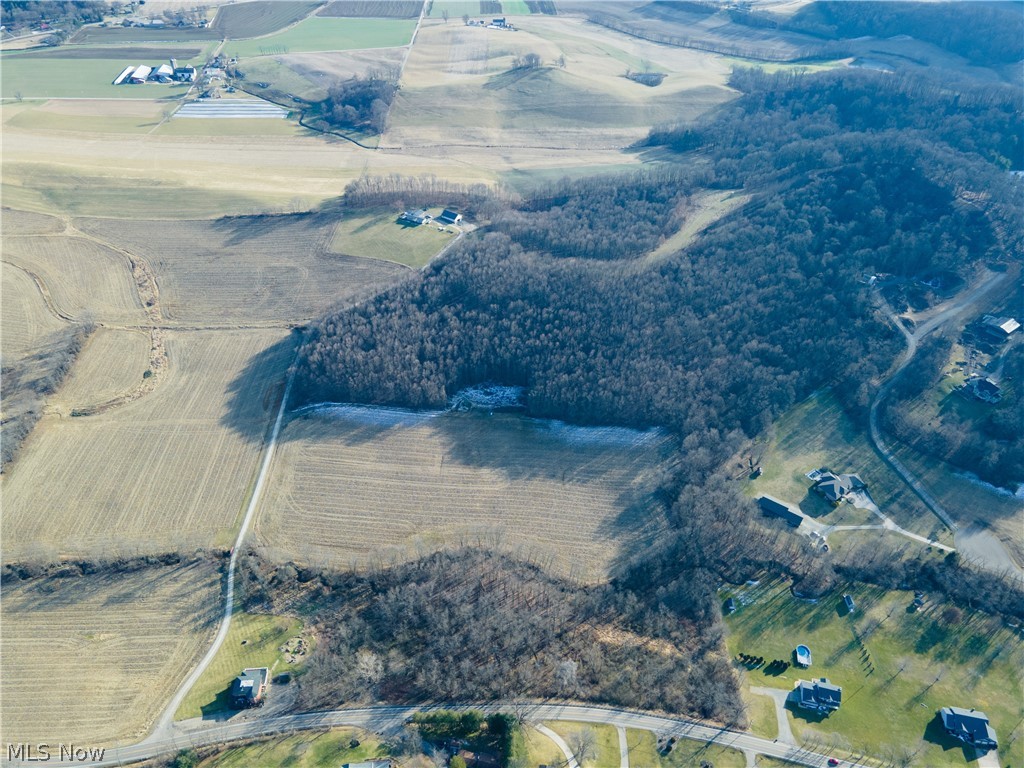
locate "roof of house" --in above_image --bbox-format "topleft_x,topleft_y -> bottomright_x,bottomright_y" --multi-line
438,208 -> 461,222
940,707 -> 998,745
973,378 -> 1001,396
813,471 -> 862,502
797,678 -> 842,707
231,667 -> 268,699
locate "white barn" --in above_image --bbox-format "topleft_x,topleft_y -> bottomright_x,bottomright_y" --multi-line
129,64 -> 152,83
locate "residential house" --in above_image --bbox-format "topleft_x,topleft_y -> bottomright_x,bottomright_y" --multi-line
966,377 -> 1002,404
399,209 -> 431,226
230,667 -> 269,708
793,678 -> 842,713
939,707 -> 998,749
812,471 -> 865,504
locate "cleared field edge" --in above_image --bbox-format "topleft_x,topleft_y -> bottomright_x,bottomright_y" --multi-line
0,560 -> 223,746
52,327 -> 152,410
253,409 -> 675,583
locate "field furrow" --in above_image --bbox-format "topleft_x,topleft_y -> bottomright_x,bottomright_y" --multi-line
53,328 -> 152,410
3,235 -> 145,324
1,330 -> 295,561
255,410 -> 673,583
0,560 -> 221,746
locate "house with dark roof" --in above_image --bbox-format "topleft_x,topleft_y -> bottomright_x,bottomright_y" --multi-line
812,471 -> 865,505
758,495 -> 803,528
793,678 -> 842,713
939,707 -> 998,749
966,377 -> 1002,404
437,208 -> 463,225
230,667 -> 268,708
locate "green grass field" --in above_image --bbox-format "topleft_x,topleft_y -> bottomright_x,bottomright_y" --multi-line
724,579 -> 1024,765
747,389 -> 951,541
742,687 -> 779,739
226,17 -> 415,58
331,208 -> 456,267
526,726 -> 566,767
624,729 -> 746,768
198,728 -> 389,767
0,56 -> 193,99
428,1 -> 483,18
545,722 -> 619,768
175,612 -> 304,720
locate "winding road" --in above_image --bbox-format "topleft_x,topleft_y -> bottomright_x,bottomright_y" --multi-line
867,270 -> 1015,552
4,703 -> 863,768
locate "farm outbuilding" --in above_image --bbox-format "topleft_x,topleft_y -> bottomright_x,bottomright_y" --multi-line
128,64 -> 152,83
438,208 -> 463,225
758,495 -> 803,527
112,66 -> 134,85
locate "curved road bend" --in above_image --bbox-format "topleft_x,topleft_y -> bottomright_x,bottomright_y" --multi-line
868,270 -> 1012,536
5,703 -> 859,768
153,360 -> 298,735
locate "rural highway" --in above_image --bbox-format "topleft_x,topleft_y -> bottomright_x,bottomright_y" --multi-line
867,269 -> 1012,539
3,703 -> 865,768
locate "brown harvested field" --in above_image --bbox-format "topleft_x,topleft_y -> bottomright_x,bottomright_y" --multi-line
22,45 -> 206,59
52,328 -> 152,411
74,216 -> 407,324
69,25 -> 221,44
254,409 -> 674,583
318,1 -> 424,17
213,0 -> 322,38
1,263 -> 65,360
3,235 -> 145,324
1,330 -> 294,561
385,16 -> 734,149
0,560 -> 221,746
1,206 -> 64,235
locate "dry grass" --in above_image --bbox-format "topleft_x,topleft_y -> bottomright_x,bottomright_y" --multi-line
1,206 -> 64,235
254,409 -> 673,583
0,560 -> 221,746
53,328 -> 152,410
1,263 -> 65,360
644,190 -> 748,263
74,216 -> 407,324
3,235 -> 145,324
1,330 -> 294,561
385,16 -> 734,149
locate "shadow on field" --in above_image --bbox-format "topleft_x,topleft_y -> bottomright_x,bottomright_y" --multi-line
219,331 -> 302,445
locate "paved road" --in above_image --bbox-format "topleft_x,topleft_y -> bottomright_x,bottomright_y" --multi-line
534,723 -> 581,768
3,703 -> 858,768
868,270 -> 1012,537
152,361 -> 297,734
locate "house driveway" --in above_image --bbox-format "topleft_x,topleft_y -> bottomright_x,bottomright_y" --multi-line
750,686 -> 796,746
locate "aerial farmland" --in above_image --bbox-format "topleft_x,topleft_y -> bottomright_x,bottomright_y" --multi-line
1,2 -> 1022,767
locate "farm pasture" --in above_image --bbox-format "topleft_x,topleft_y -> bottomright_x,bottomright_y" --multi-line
385,16 -> 733,149
227,17 -> 417,58
330,208 -> 456,267
52,328 -> 152,411
1,330 -> 294,562
238,47 -> 407,103
3,235 -> 145,324
69,25 -> 221,44
0,560 -> 221,746
4,99 -> 172,134
74,216 -> 407,324
254,409 -> 674,583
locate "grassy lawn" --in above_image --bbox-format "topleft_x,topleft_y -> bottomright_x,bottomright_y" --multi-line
545,722 -> 619,768
526,725 -> 567,767
175,611 -> 304,720
1,55 -> 194,99
742,686 -> 779,739
198,727 -> 389,767
724,578 -> 1024,766
624,729 -> 746,768
331,208 -> 456,267
226,17 -> 415,58
748,388 -> 951,541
